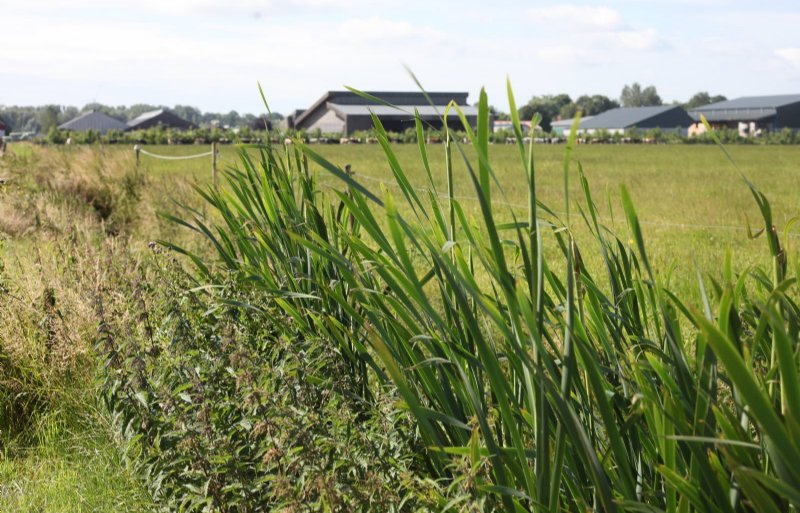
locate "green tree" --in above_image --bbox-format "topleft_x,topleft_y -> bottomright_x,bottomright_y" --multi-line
560,94 -> 620,118
684,91 -> 727,109
518,94 -> 572,131
172,105 -> 203,125
46,126 -> 66,144
37,105 -> 61,133
620,83 -> 662,107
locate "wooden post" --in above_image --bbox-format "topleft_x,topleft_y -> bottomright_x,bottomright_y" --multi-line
211,142 -> 218,188
134,144 -> 140,166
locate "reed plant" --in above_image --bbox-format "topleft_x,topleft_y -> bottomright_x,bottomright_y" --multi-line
169,81 -> 799,512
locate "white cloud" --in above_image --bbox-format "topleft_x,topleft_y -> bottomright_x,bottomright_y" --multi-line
533,45 -> 591,64
338,17 -> 448,44
603,28 -> 665,51
526,5 -> 622,29
776,48 -> 800,69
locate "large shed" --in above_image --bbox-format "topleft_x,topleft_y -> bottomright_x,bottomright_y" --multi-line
58,111 -> 128,134
127,109 -> 196,131
579,106 -> 693,135
291,91 -> 479,135
551,116 -> 594,136
689,94 -> 800,136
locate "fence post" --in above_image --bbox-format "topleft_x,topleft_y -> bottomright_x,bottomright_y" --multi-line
211,141 -> 218,189
134,144 -> 140,166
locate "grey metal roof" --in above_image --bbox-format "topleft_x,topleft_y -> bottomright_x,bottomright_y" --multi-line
689,109 -> 776,122
692,94 -> 800,111
688,95 -> 800,123
551,116 -> 594,128
328,103 -> 479,118
128,109 -> 164,124
580,106 -> 683,129
127,109 -> 195,130
58,111 -> 128,134
294,91 -> 470,125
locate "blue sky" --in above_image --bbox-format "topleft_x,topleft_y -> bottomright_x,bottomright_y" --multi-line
2,0 -> 799,115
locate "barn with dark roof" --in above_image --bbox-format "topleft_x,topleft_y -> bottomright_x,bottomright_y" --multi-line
127,109 -> 196,131
690,94 -> 800,136
291,91 -> 479,135
579,105 -> 693,135
58,111 -> 128,134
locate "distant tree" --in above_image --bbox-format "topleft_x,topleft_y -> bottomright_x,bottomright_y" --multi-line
559,94 -> 620,119
47,126 -> 66,144
37,105 -> 61,133
59,106 -> 80,125
519,94 -> 572,131
222,110 -> 241,127
480,104 -> 510,121
684,91 -> 727,109
620,83 -> 662,107
172,105 -> 203,125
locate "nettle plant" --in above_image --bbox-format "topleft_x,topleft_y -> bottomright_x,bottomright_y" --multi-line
167,80 -> 800,513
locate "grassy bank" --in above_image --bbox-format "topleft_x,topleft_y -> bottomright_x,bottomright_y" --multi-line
0,145 -> 201,511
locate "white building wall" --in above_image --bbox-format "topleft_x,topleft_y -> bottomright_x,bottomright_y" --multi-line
304,108 -> 345,133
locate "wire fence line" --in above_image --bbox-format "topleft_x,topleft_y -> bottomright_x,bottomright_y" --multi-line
128,144 -> 797,239
137,148 -> 213,160
317,171 -> 799,238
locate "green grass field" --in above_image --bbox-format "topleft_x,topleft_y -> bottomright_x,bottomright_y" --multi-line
135,142 -> 800,296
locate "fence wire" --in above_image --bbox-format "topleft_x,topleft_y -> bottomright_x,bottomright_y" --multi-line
138,148 -> 213,160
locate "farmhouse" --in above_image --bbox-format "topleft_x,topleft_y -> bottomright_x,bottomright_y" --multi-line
127,109 -> 195,131
689,94 -> 800,137
291,91 -> 479,135
579,106 -> 693,135
58,111 -> 129,134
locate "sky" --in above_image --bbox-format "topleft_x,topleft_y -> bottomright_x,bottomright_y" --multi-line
2,0 -> 799,115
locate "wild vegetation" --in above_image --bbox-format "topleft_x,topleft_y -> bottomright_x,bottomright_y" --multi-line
1,83 -> 799,512
161,85 -> 800,512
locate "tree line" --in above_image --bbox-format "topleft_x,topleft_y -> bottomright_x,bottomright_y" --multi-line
0,103 -> 283,134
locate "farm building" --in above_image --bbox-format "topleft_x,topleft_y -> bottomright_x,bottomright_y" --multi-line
492,120 -> 538,133
127,109 -> 196,131
291,91 -> 479,135
551,116 -> 594,136
689,94 -> 800,137
248,115 -> 274,131
58,111 -> 129,135
282,109 -> 306,131
578,106 -> 693,135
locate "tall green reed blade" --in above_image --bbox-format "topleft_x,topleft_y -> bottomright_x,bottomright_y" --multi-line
164,81 -> 800,513
547,112 -> 582,513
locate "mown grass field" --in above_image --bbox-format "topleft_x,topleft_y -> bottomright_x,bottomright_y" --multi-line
137,142 -> 800,296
